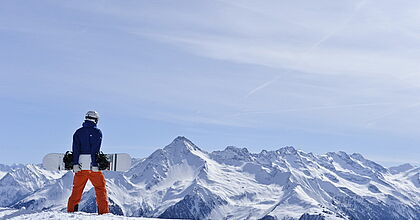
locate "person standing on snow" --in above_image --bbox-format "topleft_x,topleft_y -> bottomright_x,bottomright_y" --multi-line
67,111 -> 109,214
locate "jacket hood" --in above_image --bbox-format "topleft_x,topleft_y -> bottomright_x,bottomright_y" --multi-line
82,120 -> 97,128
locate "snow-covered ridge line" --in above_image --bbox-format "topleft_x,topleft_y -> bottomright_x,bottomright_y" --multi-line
0,136 -> 419,220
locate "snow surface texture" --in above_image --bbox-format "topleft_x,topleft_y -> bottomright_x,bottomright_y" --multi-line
0,207 -> 168,220
0,136 -> 419,220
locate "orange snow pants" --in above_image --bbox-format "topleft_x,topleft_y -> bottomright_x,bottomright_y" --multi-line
67,170 -> 109,214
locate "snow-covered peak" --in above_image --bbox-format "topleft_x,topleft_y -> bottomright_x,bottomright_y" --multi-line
0,165 -> 11,180
0,163 -> 25,171
128,137 -> 208,187
1,164 -> 63,189
350,153 -> 387,173
389,163 -> 415,174
0,163 -> 26,180
326,151 -> 358,168
164,136 -> 201,153
326,151 -> 350,159
0,164 -> 66,207
0,164 -> 12,173
276,146 -> 298,155
224,146 -> 250,154
210,146 -> 253,165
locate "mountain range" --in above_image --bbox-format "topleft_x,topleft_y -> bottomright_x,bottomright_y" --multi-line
0,136 -> 418,220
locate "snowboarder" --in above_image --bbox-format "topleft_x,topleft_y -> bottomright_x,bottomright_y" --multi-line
67,111 -> 109,214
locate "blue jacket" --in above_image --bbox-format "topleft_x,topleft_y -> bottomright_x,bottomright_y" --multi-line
72,120 -> 102,166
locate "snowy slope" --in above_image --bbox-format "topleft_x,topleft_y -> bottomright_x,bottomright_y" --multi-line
0,137 -> 419,220
0,208 -> 171,220
0,164 -> 65,207
0,172 -> 7,180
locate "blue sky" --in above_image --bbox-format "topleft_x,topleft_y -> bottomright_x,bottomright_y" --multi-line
1,0 -> 419,166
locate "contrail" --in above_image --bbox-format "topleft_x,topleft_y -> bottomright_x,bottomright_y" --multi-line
365,101 -> 420,127
242,76 -> 281,99
300,0 -> 368,56
242,0 -> 369,100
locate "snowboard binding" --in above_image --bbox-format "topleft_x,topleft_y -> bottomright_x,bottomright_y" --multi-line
63,151 -> 73,170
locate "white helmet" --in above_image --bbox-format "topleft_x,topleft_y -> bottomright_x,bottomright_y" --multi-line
85,110 -> 100,123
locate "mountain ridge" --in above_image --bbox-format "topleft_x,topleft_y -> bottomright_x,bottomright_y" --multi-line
0,136 -> 418,220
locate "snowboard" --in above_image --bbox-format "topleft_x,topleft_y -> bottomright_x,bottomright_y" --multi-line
43,153 -> 131,171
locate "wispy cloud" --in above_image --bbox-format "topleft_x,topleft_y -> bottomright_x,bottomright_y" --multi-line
130,0 -> 420,82
231,102 -> 395,117
2,0 -> 420,165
